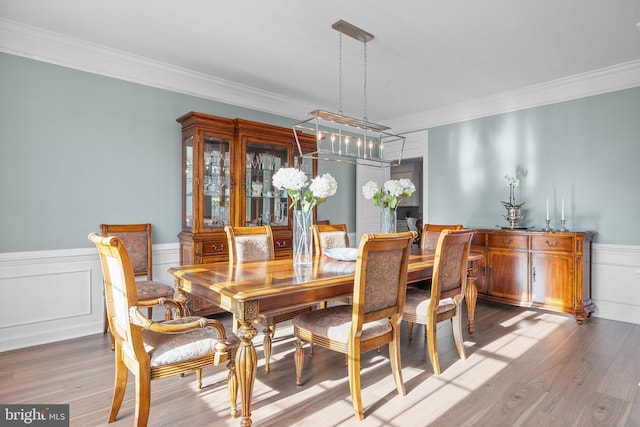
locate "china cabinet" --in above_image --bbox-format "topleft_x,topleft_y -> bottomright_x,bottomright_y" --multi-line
177,112 -> 316,315
471,228 -> 594,324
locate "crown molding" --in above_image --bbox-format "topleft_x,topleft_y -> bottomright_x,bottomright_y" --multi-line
2,18 -> 639,129
385,59 -> 640,132
0,18 -> 316,120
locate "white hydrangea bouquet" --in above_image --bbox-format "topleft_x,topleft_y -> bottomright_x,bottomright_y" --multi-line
272,168 -> 338,212
362,178 -> 416,210
272,167 -> 337,265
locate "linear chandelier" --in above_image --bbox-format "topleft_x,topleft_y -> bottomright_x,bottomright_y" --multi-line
294,20 -> 405,166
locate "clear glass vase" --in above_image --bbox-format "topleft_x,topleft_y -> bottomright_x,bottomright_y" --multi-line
293,208 -> 313,266
380,208 -> 397,233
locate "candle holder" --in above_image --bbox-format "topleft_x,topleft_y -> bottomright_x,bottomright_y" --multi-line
543,219 -> 552,231
559,219 -> 567,231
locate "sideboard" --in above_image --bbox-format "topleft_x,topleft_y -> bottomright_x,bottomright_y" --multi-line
471,228 -> 595,324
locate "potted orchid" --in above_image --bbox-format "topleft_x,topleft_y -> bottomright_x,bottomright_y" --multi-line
362,179 -> 416,233
501,174 -> 525,228
272,168 -> 337,265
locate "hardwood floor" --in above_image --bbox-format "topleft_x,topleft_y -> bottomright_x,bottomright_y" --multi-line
2,301 -> 639,426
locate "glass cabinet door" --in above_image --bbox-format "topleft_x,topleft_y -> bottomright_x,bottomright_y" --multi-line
183,136 -> 194,228
245,143 -> 290,227
203,135 -> 231,228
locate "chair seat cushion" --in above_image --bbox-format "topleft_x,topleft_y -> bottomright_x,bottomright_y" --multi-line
137,316 -> 239,367
136,280 -> 174,300
404,288 -> 456,317
292,305 -> 392,344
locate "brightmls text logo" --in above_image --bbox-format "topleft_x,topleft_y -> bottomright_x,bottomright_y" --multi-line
1,405 -> 69,426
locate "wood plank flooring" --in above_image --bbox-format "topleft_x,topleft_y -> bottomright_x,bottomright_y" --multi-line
1,301 -> 639,427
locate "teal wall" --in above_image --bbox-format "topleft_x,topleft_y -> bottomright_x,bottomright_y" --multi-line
428,87 -> 640,245
0,53 -> 355,252
2,52 -> 638,251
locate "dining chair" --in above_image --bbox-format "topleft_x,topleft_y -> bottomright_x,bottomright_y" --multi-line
100,224 -> 175,347
403,228 -> 474,375
312,223 -> 349,255
224,225 -> 315,373
292,231 -> 415,420
421,223 -> 463,251
89,233 -> 238,427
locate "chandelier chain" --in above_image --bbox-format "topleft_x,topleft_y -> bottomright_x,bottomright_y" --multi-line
363,40 -> 368,123
338,29 -> 343,115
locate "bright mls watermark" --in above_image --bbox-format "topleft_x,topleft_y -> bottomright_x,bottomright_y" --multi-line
1,405 -> 69,426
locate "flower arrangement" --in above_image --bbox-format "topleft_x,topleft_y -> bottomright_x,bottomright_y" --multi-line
501,174 -> 525,209
362,179 -> 416,211
272,168 -> 338,212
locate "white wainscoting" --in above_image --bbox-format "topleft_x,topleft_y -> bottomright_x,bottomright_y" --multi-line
0,242 -> 638,352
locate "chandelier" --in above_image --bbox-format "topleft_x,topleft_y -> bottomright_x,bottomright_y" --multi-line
293,20 -> 405,166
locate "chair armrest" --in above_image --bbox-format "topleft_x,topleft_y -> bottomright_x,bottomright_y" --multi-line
137,297 -> 190,318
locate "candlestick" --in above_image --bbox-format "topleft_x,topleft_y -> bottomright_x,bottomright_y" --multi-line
546,198 -> 549,221
357,138 -> 362,157
560,219 -> 567,231
344,136 -> 350,155
543,219 -> 551,231
330,134 -> 336,153
561,198 -> 565,221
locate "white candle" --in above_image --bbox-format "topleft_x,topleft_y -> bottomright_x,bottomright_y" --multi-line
546,199 -> 549,220
561,198 -> 565,221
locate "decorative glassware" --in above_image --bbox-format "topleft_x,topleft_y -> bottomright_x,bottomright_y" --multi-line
380,208 -> 397,233
293,208 -> 313,266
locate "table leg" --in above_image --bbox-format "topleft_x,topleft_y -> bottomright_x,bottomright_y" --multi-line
235,320 -> 257,427
465,275 -> 477,334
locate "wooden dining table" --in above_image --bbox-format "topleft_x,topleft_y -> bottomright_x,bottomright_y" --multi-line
167,249 -> 482,427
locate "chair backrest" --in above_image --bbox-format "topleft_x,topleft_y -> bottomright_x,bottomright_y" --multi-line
224,225 -> 275,264
315,219 -> 331,225
101,223 -> 153,280
430,229 -> 475,306
312,223 -> 349,255
89,233 -> 147,361
351,232 -> 415,332
421,223 -> 463,251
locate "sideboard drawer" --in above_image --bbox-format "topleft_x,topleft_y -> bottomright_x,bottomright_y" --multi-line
531,235 -> 573,252
487,233 -> 528,250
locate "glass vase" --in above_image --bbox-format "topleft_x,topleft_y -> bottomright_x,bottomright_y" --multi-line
380,208 -> 397,233
293,208 -> 313,266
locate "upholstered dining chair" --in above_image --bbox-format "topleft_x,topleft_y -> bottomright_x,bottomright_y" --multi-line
421,223 -> 463,251
224,225 -> 315,373
100,224 -> 175,346
292,231 -> 415,420
312,223 -> 349,255
89,233 -> 238,427
403,228 -> 474,375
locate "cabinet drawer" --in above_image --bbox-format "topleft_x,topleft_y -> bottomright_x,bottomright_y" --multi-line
531,235 -> 573,252
471,232 -> 486,247
273,237 -> 292,253
201,238 -> 228,256
487,233 -> 528,250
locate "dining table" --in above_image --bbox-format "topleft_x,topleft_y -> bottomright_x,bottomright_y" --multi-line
167,249 -> 482,427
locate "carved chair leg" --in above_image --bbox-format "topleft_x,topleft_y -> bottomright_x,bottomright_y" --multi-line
134,369 -> 151,427
263,325 -> 273,373
451,310 -> 466,360
195,369 -> 202,389
426,314 -> 441,375
108,345 -> 128,423
389,329 -> 406,397
227,351 -> 238,418
294,338 -> 305,386
347,350 -> 364,420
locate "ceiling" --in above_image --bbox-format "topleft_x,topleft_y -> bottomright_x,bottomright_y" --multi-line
2,0 -> 640,128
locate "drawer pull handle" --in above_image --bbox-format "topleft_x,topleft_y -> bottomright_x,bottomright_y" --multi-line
500,238 -> 513,245
211,244 -> 224,251
545,240 -> 559,247
275,241 -> 286,247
